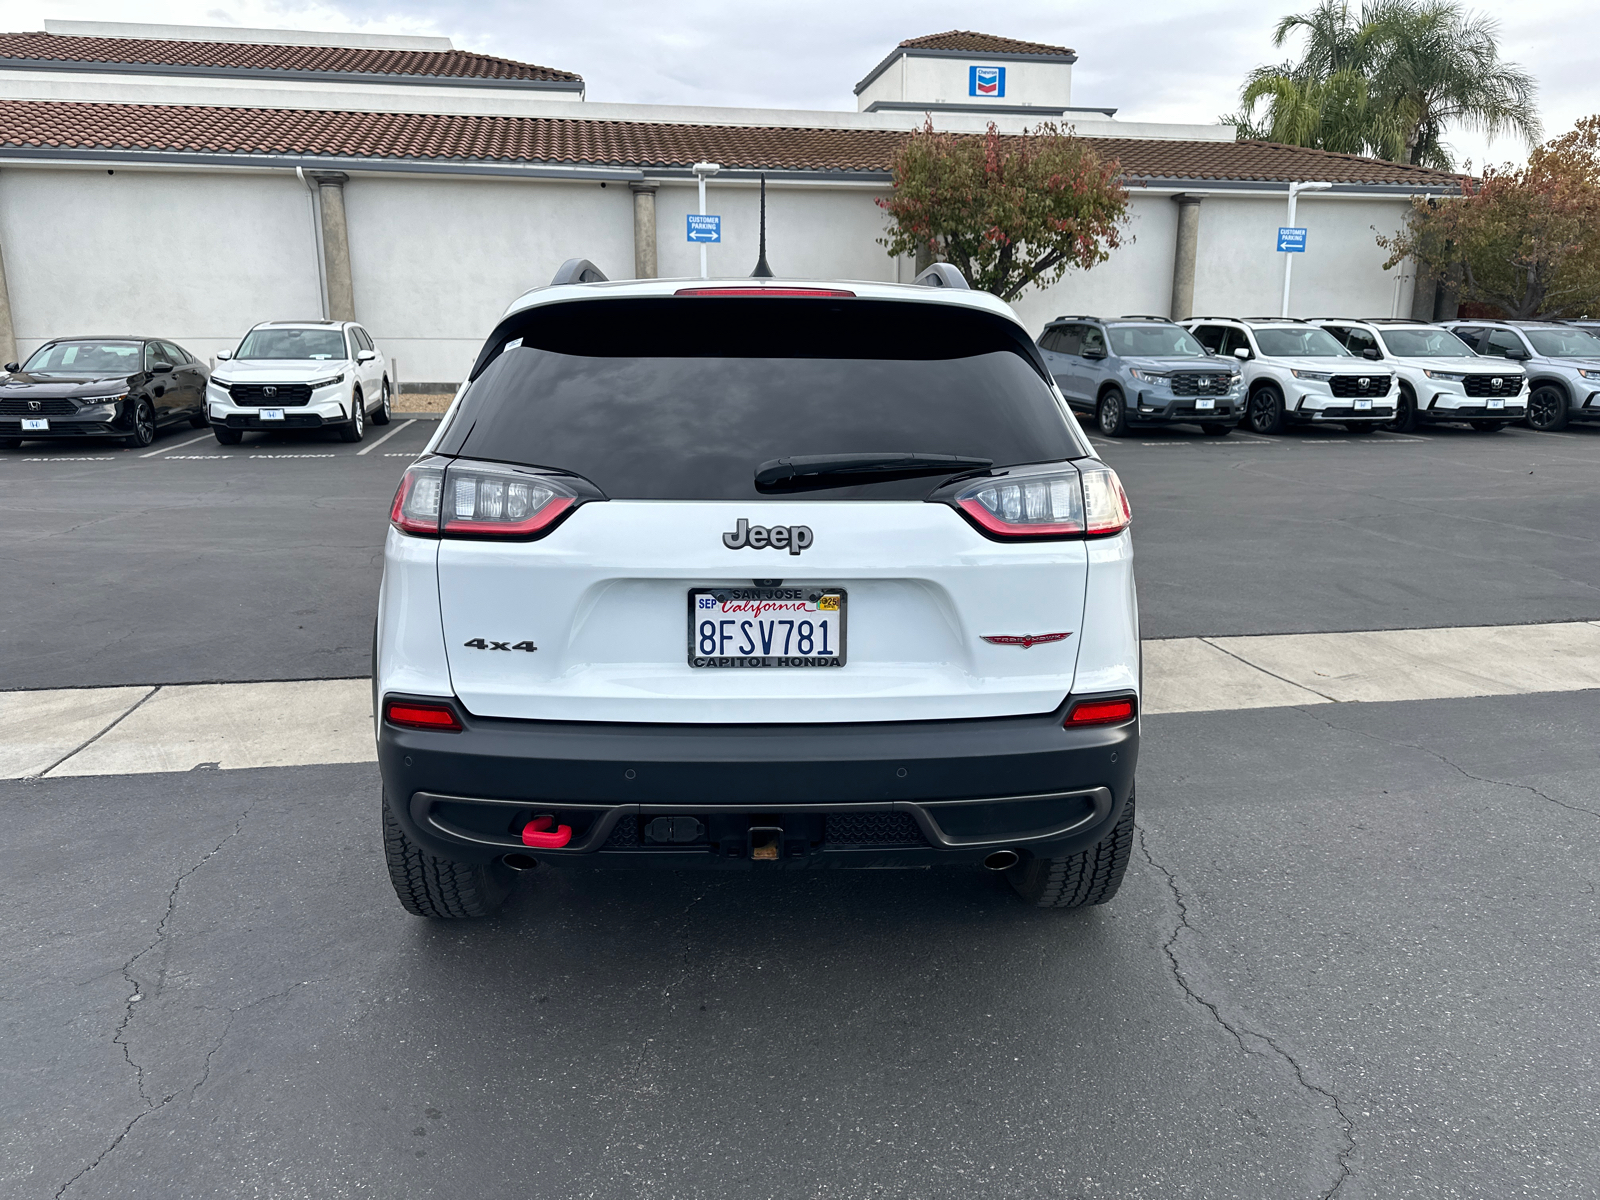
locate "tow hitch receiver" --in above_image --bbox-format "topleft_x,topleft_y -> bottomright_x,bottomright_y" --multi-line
749,825 -> 783,861
521,814 -> 573,849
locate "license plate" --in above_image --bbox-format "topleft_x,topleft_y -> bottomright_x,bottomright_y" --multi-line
1354,399 -> 1373,411
260,408 -> 285,421
1488,399 -> 1504,410
1195,398 -> 1215,410
689,587 -> 846,668
22,418 -> 48,431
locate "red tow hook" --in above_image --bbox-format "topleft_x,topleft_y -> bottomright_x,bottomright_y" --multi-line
521,814 -> 572,849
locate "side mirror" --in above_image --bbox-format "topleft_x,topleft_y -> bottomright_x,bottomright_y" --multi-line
356,349 -> 377,363
1233,347 -> 1251,361
1082,348 -> 1106,360
1506,347 -> 1530,360
152,362 -> 174,374
1362,347 -> 1381,360
216,350 -> 231,361
3,362 -> 18,373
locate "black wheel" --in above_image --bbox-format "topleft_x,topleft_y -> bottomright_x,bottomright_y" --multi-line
1200,423 -> 1232,437
1345,423 -> 1377,434
1470,420 -> 1507,432
383,796 -> 514,919
338,391 -> 366,443
1096,390 -> 1130,437
124,398 -> 157,448
189,412 -> 208,429
1248,385 -> 1287,435
371,379 -> 392,426
1008,789 -> 1136,909
0,437 -> 20,450
1387,386 -> 1419,433
212,425 -> 243,446
1527,384 -> 1569,431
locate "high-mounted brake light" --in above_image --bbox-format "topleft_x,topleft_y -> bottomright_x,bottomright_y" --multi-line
673,287 -> 856,297
390,461 -> 582,540
1065,697 -> 1136,726
385,699 -> 463,731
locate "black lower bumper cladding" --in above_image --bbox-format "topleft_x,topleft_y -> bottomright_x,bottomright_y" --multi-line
378,696 -> 1138,870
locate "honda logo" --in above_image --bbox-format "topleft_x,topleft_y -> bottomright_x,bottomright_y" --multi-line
1358,377 -> 1370,388
263,386 -> 277,398
1492,377 -> 1503,387
28,400 -> 40,411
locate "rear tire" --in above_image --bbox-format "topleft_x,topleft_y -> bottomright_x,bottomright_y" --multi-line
1470,420 -> 1507,432
1247,385 -> 1287,435
1526,384 -> 1569,431
212,425 -> 243,445
338,391 -> 366,443
1097,390 -> 1130,437
1007,789 -> 1136,909
371,379 -> 392,426
1200,423 -> 1232,437
383,797 -> 514,919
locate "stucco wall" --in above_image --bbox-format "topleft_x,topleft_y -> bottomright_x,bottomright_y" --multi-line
0,166 -> 321,364
858,55 -> 1074,109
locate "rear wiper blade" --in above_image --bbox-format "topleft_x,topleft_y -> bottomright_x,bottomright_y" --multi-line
755,452 -> 993,486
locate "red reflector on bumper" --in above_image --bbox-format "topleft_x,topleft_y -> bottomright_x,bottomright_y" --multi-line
385,701 -> 463,731
1065,698 -> 1136,726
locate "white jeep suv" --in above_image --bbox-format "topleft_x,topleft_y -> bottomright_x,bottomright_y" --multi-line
1187,318 -> 1397,434
375,266 -> 1140,917
208,319 -> 391,444
1313,319 -> 1527,432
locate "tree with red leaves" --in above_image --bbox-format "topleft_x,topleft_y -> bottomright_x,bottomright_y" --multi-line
878,121 -> 1131,301
1379,116 -> 1600,319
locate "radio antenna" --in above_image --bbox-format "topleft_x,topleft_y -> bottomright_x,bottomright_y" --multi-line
751,173 -> 774,278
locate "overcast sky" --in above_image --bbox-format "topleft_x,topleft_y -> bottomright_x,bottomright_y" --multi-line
14,0 -> 1596,169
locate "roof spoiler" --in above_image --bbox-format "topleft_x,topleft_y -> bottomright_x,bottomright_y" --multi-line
551,258 -> 608,287
912,263 -> 969,290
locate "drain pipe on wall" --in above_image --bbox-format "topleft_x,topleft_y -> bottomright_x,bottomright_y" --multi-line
296,166 -> 330,320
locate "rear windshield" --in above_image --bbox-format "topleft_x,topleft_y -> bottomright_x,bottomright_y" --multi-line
438,298 -> 1085,500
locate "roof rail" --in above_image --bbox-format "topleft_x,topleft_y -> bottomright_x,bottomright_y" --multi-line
550,258 -> 608,287
1052,314 -> 1100,322
1115,314 -> 1174,322
1243,316 -> 1307,323
912,263 -> 969,290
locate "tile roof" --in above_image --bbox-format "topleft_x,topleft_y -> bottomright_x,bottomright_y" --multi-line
898,31 -> 1075,58
0,99 -> 1463,188
0,30 -> 581,84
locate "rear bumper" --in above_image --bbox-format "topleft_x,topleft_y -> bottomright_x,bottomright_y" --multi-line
378,696 -> 1138,870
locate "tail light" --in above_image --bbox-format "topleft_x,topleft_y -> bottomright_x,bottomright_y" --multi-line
385,698 -> 463,731
945,462 -> 1131,540
390,459 -> 584,540
1065,697 -> 1136,726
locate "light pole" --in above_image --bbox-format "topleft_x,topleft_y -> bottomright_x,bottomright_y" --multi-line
691,161 -> 720,279
1281,180 -> 1332,317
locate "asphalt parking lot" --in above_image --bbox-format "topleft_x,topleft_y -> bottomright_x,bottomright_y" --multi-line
4,417 -> 1599,1198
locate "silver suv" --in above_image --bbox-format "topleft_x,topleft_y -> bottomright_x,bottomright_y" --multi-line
1037,315 -> 1245,437
1441,320 -> 1600,431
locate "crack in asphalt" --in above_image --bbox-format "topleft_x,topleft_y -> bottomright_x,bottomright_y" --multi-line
54,808 -> 250,1198
1291,705 -> 1600,821
1138,827 -> 1356,1200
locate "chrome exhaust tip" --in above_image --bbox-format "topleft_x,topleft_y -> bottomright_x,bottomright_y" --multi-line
983,850 -> 1020,871
501,853 -> 539,872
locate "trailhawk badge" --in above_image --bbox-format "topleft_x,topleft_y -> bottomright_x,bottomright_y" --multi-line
981,632 -> 1073,649
722,518 -> 814,556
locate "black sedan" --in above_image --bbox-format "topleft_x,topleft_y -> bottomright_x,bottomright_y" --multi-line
0,338 -> 209,449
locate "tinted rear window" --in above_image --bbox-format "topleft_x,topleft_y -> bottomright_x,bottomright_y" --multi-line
439,298 -> 1085,500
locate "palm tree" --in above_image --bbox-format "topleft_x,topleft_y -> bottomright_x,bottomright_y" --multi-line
1233,0 -> 1540,169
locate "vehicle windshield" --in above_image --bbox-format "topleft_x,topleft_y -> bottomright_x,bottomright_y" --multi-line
235,328 -> 347,360
1524,327 -> 1600,358
1107,325 -> 1208,358
1253,327 -> 1352,358
439,297 -> 1084,501
21,340 -> 142,374
1379,328 -> 1476,358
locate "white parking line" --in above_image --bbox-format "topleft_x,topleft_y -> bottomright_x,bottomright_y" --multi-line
356,418 -> 417,456
141,432 -> 213,458
12,619 -> 1600,777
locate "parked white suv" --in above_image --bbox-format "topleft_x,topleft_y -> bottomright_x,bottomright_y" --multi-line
1186,318 -> 1397,434
375,266 -> 1140,917
1312,319 -> 1527,432
208,319 -> 391,444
